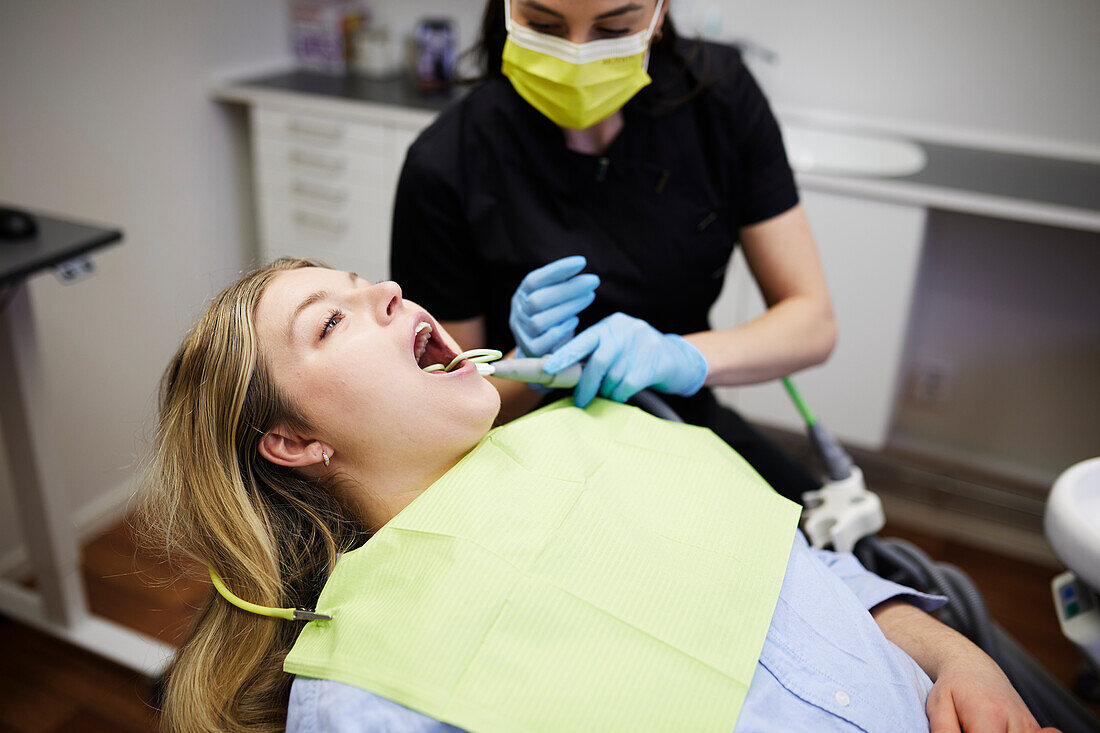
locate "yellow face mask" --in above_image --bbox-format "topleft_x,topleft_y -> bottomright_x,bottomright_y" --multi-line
501,0 -> 665,130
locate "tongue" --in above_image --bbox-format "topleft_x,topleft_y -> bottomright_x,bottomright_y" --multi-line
419,336 -> 458,372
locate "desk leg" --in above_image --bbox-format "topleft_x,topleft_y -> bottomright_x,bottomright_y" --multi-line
0,281 -> 173,677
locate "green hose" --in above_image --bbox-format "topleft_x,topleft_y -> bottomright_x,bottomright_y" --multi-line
781,377 -> 817,426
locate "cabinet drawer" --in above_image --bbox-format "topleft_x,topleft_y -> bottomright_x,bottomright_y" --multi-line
254,107 -> 387,155
255,166 -> 394,212
254,135 -> 387,185
248,105 -> 432,283
257,193 -> 390,254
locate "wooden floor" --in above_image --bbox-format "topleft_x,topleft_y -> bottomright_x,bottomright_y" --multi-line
1,519 -> 1098,732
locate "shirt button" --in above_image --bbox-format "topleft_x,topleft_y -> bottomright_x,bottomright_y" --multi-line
835,690 -> 851,707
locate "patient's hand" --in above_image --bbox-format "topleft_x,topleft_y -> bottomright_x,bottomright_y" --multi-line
927,646 -> 1059,733
869,599 -> 1058,733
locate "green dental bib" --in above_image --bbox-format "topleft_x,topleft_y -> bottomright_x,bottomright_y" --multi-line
284,399 -> 800,732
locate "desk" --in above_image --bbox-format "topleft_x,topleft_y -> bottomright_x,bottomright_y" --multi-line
0,209 -> 174,678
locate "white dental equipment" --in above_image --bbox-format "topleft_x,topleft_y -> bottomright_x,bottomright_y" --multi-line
801,465 -> 885,554
1045,458 -> 1100,674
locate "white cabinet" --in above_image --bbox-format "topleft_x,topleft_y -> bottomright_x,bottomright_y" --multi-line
250,105 -> 433,281
712,190 -> 927,449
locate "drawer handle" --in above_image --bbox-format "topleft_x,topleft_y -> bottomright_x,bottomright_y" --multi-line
293,210 -> 347,235
291,180 -> 347,205
287,119 -> 344,142
289,149 -> 345,173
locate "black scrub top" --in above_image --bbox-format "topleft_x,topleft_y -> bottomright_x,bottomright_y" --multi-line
391,40 -> 816,501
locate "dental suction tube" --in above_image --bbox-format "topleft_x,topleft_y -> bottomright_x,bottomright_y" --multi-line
482,357 -> 583,389
485,357 -> 684,422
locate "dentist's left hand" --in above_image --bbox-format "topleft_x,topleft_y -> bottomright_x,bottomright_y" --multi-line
509,255 -> 600,358
543,313 -> 708,408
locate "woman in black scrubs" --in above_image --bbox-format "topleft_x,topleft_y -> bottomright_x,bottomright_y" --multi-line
391,0 -> 835,502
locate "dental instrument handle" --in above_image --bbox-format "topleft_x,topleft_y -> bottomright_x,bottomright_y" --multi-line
485,357 -> 582,389
484,360 -> 682,422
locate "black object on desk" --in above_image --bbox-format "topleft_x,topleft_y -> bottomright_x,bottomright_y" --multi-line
0,208 -> 38,240
0,207 -> 121,288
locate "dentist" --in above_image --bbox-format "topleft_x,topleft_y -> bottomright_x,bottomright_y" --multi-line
391,0 -> 834,501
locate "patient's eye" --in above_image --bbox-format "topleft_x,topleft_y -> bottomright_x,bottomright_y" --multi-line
319,309 -> 344,340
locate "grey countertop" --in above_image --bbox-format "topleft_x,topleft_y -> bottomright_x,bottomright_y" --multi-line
219,69 -> 1100,230
897,142 -> 1099,213
230,69 -> 463,114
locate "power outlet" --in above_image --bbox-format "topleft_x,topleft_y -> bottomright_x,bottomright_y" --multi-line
911,359 -> 954,406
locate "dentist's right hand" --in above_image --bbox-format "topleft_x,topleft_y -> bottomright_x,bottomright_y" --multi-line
509,255 -> 600,358
542,313 -> 708,409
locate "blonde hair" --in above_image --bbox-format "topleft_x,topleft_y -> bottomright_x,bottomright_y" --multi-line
138,258 -> 368,732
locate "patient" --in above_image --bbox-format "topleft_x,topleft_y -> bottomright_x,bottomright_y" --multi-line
142,259 -> 1052,733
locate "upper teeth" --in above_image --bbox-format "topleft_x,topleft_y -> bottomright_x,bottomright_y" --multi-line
414,321 -> 432,361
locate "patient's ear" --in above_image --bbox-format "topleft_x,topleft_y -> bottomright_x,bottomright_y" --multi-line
258,426 -> 329,468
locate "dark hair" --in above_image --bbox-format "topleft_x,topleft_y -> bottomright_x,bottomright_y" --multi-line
470,0 -> 683,79
464,1 -> 721,112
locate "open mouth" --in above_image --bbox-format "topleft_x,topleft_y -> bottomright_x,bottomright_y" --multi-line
413,318 -> 464,373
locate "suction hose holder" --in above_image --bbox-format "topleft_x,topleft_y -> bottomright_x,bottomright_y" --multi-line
781,378 -> 884,553
801,466 -> 885,553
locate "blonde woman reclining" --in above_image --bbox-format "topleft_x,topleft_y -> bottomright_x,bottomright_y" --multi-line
142,259 -> 1053,733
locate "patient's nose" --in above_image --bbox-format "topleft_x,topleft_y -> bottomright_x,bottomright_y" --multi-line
371,281 -> 403,324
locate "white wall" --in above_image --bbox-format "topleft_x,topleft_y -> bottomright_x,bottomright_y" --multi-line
672,0 -> 1100,155
0,1 -> 290,566
369,0 -> 1100,153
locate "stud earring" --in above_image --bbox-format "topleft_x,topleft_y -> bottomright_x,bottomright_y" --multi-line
322,451 -> 330,467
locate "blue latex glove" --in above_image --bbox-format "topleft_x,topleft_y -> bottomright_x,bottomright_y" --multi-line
509,256 -> 600,358
543,313 -> 709,408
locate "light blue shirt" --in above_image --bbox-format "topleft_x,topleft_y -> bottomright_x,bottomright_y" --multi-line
287,531 -> 945,732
